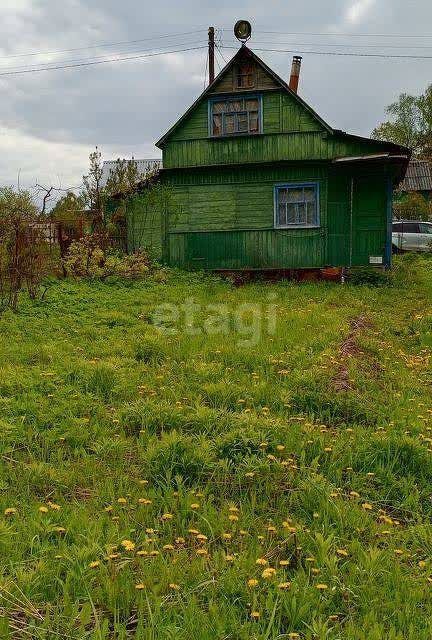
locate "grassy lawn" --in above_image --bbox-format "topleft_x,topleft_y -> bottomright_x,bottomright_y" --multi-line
0,257 -> 432,639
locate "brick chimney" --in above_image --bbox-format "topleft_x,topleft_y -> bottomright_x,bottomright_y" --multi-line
289,56 -> 302,93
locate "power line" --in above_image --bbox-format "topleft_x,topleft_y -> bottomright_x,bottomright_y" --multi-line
223,28 -> 432,39
0,28 -> 208,61
0,39 -> 205,72
0,45 -> 207,77
243,39 -> 432,51
221,45 -> 432,60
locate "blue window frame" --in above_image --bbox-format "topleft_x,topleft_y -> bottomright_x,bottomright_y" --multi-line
274,182 -> 320,228
209,95 -> 262,137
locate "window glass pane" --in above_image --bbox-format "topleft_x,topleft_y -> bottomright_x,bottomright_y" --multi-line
278,188 -> 288,204
224,114 -> 235,134
212,114 -> 222,136
392,223 -> 402,232
420,223 -> 432,234
237,112 -> 248,132
245,99 -> 259,111
303,187 -> 316,203
287,188 -> 303,203
249,111 -> 259,132
286,204 -> 297,224
228,100 -> 243,112
213,101 -> 226,114
278,203 -> 287,226
403,223 -> 420,233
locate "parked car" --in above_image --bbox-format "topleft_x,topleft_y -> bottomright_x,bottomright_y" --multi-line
392,220 -> 432,252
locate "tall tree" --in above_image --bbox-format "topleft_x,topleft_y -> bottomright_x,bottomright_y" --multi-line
372,85 -> 432,159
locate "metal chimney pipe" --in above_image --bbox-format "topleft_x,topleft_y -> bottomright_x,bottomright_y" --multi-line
289,56 -> 302,93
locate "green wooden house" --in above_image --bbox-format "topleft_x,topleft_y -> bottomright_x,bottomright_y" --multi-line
128,45 -> 410,271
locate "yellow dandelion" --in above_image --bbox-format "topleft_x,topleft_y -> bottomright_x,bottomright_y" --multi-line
4,508 -> 17,516
312,568 -> 321,575
175,537 -> 185,544
225,554 -> 235,562
190,503 -> 200,510
145,528 -> 155,534
138,498 -> 152,505
262,567 -> 276,579
316,583 -> 328,590
89,561 -> 100,569
169,583 -> 180,591
394,549 -> 404,556
188,529 -> 200,535
267,525 -> 277,534
362,503 -> 373,511
139,480 -> 149,485
222,533 -> 232,540
279,560 -> 290,567
247,578 -> 259,588
276,445 -> 286,452
419,561 -> 427,569
288,634 -> 300,639
149,550 -> 160,557
104,506 -> 113,512
48,502 -> 61,511
349,491 -> 360,498
245,472 -> 255,478
228,514 -> 239,522
107,553 -> 120,560
196,548 -> 208,556
250,611 -> 260,620
163,544 -> 175,551
229,506 -> 239,513
135,583 -> 145,590
38,506 -> 49,513
121,539 -> 135,551
256,557 -> 268,566
278,582 -> 291,590
162,513 -> 173,521
336,549 -> 349,557
196,534 -> 208,542
117,498 -> 127,504
54,527 -> 66,534
136,550 -> 148,557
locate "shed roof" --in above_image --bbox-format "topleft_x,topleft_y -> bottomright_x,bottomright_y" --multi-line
398,160 -> 432,192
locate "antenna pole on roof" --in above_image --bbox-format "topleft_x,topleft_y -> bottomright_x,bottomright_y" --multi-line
208,26 -> 215,85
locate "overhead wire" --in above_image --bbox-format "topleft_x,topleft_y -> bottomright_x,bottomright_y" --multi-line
0,28 -> 208,61
0,45 -> 207,77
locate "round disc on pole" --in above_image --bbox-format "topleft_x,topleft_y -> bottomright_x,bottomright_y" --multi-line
234,20 -> 252,43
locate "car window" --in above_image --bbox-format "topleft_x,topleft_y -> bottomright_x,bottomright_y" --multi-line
392,223 -> 402,232
419,223 -> 432,234
396,222 -> 420,233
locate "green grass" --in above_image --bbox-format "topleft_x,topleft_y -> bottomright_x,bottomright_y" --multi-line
0,256 -> 431,639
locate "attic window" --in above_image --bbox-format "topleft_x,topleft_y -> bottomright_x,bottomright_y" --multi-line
210,96 -> 261,137
235,63 -> 255,89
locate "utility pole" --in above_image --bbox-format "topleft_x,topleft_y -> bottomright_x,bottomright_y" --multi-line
208,26 -> 215,85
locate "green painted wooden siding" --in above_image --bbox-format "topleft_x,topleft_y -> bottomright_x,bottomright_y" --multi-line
169,228 -> 326,269
127,163 -> 392,269
168,90 -> 322,145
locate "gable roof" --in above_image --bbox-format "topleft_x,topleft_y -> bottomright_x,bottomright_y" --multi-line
156,45 -> 333,148
155,45 -> 411,172
398,159 -> 432,192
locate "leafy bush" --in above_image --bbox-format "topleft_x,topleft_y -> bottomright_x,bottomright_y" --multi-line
347,267 -> 392,287
63,235 -> 150,279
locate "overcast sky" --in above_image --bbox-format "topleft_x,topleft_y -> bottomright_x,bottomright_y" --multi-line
0,0 -> 430,203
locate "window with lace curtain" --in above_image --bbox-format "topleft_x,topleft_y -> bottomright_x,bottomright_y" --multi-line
274,183 -> 320,228
210,96 -> 261,137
